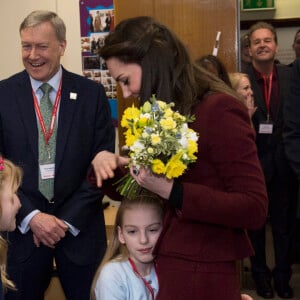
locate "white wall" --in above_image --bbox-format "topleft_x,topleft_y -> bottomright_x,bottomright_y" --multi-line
275,27 -> 299,64
0,0 -> 299,79
0,0 -> 82,80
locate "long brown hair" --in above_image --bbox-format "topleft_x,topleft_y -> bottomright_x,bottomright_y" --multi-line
100,16 -> 239,115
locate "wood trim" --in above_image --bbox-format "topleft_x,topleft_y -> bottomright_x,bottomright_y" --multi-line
241,18 -> 300,30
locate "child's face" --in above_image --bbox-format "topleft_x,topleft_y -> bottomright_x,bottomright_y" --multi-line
0,178 -> 21,231
118,205 -> 162,267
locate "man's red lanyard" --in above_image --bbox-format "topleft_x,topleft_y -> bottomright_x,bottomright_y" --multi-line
32,79 -> 62,145
262,72 -> 273,122
128,257 -> 156,300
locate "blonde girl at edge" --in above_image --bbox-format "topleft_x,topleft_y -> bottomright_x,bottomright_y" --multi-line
0,157 -> 22,299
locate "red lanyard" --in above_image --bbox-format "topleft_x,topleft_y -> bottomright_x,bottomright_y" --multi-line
262,73 -> 273,115
32,79 -> 62,145
128,257 -> 156,300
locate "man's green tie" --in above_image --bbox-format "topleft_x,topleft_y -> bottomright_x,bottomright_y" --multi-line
38,83 -> 57,201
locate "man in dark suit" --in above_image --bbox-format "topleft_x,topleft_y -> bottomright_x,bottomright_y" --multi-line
288,29 -> 300,67
284,57 -> 300,270
0,10 -> 115,300
245,21 -> 297,299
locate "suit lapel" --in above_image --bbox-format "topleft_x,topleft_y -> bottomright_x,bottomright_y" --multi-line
248,67 -> 268,117
15,71 -> 39,158
55,69 -> 78,171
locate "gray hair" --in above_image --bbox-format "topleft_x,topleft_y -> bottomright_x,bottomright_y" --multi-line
19,10 -> 66,42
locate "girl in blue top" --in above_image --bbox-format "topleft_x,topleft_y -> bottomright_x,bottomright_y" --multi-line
90,191 -> 254,300
91,192 -> 164,300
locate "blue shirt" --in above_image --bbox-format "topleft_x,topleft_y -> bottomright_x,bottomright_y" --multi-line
94,259 -> 158,300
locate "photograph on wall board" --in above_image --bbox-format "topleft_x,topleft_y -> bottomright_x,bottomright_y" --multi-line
79,0 -> 117,124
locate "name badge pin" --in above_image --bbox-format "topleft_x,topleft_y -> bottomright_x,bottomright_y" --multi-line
70,92 -> 77,100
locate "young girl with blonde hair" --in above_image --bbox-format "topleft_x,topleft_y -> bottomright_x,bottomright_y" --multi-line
91,193 -> 164,300
0,157 -> 22,298
90,192 -> 254,300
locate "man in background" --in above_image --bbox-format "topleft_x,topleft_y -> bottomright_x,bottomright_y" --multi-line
284,56 -> 300,270
0,10 -> 115,299
245,21 -> 297,299
240,32 -> 252,72
289,29 -> 300,66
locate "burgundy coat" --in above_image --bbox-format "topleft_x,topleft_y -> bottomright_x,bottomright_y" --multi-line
95,92 -> 268,263
155,92 -> 268,262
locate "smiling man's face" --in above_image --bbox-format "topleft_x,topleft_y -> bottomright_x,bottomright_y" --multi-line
21,21 -> 66,82
249,28 -> 278,63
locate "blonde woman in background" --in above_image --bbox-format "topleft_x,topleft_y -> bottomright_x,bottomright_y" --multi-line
229,72 -> 257,118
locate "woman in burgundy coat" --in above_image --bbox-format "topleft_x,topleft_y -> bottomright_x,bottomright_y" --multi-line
92,16 -> 268,300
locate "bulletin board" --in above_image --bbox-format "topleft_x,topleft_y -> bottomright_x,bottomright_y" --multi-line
79,0 -> 117,125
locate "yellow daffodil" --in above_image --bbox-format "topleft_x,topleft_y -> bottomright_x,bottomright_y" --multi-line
160,118 -> 176,130
165,153 -> 187,179
138,116 -> 148,127
151,159 -> 166,174
121,105 -> 141,128
187,140 -> 198,159
124,129 -> 139,146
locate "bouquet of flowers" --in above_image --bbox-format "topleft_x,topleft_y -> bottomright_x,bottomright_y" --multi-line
115,95 -> 199,199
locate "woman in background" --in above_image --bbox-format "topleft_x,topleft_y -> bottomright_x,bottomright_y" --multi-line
196,54 -> 232,87
229,72 -> 257,118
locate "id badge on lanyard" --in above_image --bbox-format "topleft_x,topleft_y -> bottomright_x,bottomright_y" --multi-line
33,80 -> 62,181
259,74 -> 273,135
40,163 -> 55,179
259,121 -> 273,134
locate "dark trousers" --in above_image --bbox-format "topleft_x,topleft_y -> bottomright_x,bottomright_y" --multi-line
248,173 -> 298,284
5,245 -> 100,300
